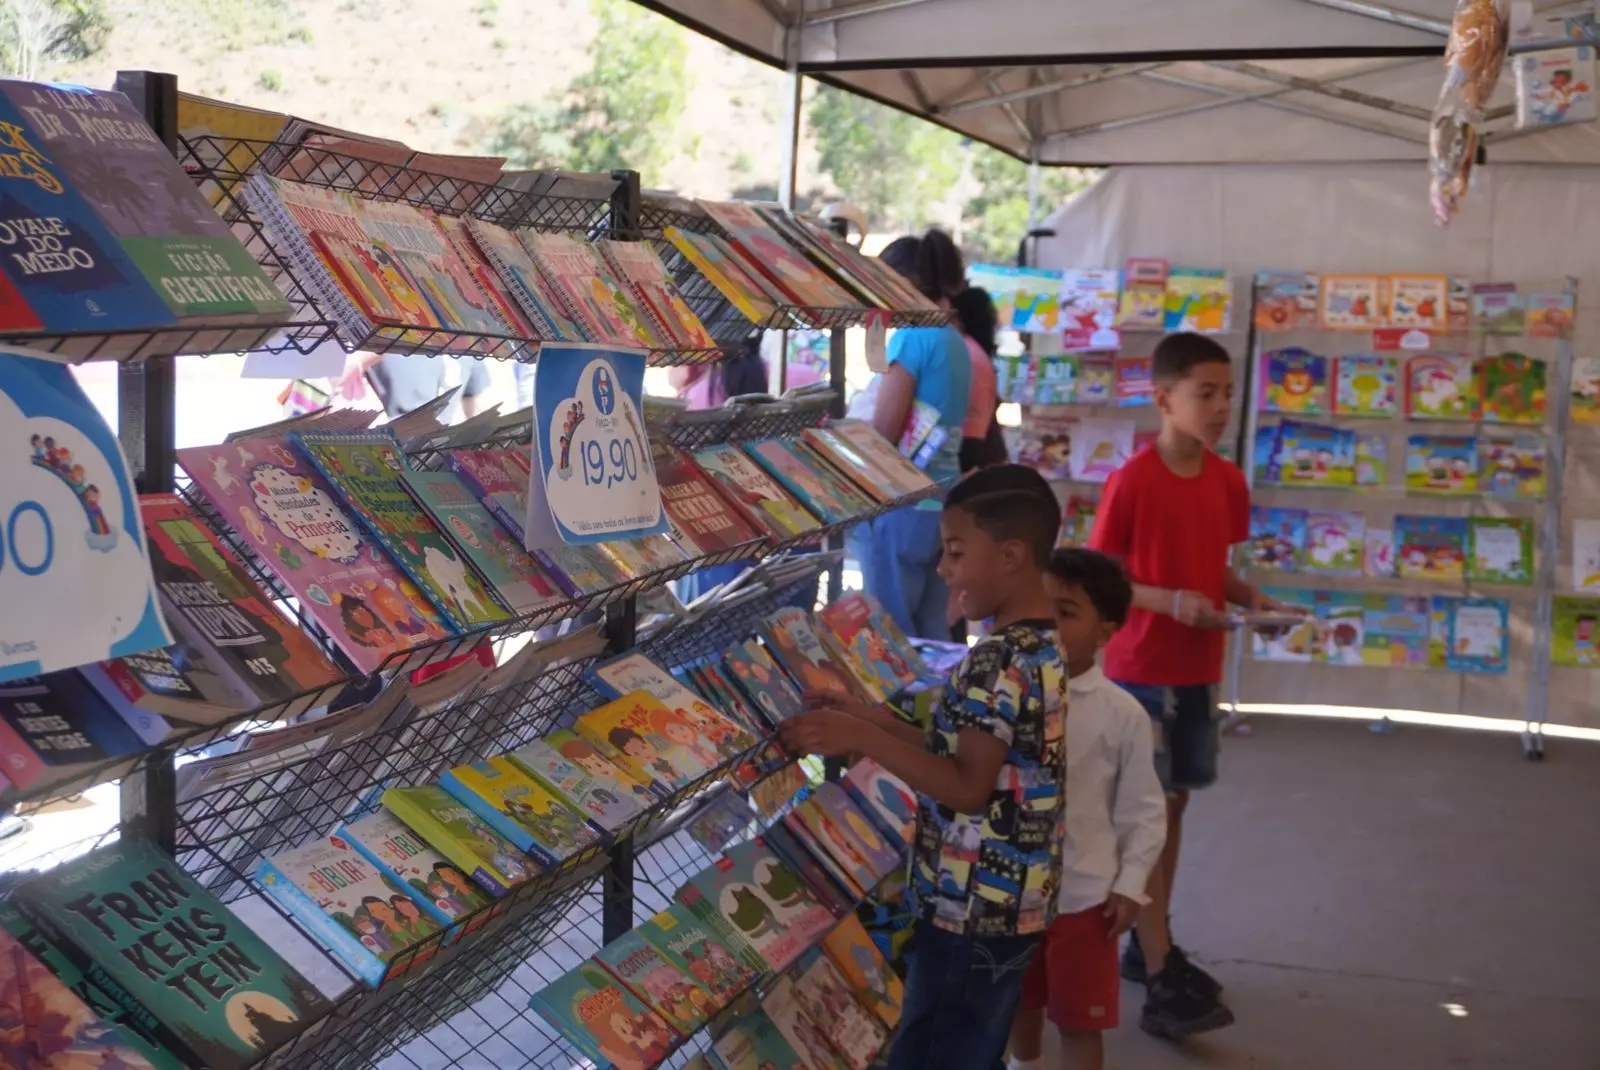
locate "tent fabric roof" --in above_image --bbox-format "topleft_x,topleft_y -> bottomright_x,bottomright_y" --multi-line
637,0 -> 1600,167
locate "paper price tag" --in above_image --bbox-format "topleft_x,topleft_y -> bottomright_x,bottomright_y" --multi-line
525,344 -> 668,550
865,310 -> 889,373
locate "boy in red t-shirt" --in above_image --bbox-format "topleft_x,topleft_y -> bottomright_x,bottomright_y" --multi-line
1087,332 -> 1296,1039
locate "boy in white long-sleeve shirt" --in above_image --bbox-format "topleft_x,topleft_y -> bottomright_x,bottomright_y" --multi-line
1009,549 -> 1168,1070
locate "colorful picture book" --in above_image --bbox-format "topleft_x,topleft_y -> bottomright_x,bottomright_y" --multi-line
1362,595 -> 1432,668
744,438 -> 876,526
1394,515 -> 1469,582
818,420 -> 938,502
841,757 -> 917,853
528,961 -> 676,1070
764,975 -> 850,1070
676,840 -> 836,974
1076,358 -> 1115,404
1467,517 -> 1534,584
381,784 -> 543,896
1320,275 -> 1382,330
598,239 -> 716,348
821,913 -> 904,1029
1480,436 -> 1546,500
793,782 -> 901,886
508,735 -> 648,835
575,690 -> 706,792
1255,270 -> 1320,331
1386,275 -> 1448,331
1573,519 -> 1600,593
593,929 -> 711,1034
10,838 -> 332,1070
290,429 -> 508,630
589,651 -> 757,767
1318,591 -> 1367,666
1552,597 -> 1600,667
1405,354 -> 1479,420
521,231 -> 659,348
700,199 -> 857,310
1058,268 -> 1122,351
790,949 -> 890,1070
1525,291 -> 1575,338
651,441 -> 764,554
817,593 -> 925,702
1333,355 -> 1399,417
539,727 -> 668,804
1472,283 -> 1525,335
1445,598 -> 1510,673
762,607 -> 858,700
1478,352 -> 1546,424
1117,257 -> 1166,329
1113,356 -> 1153,406
692,443 -> 821,539
1267,421 -> 1357,488
1304,511 -> 1365,575
1011,415 -> 1074,482
1259,348 -> 1329,415
1069,418 -> 1134,483
711,1009 -> 809,1070
661,226 -> 782,324
634,903 -> 760,1010
462,217 -> 586,340
1163,267 -> 1231,333
1249,507 -> 1307,572
1405,435 -> 1479,495
440,755 -> 603,866
338,807 -> 494,929
257,833 -> 443,986
361,199 -> 507,344
723,639 -> 807,726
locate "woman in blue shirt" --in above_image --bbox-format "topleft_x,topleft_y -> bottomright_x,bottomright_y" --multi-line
849,228 -> 970,639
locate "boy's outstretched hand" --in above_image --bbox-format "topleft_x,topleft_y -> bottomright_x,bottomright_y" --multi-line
779,709 -> 868,757
1102,893 -> 1141,938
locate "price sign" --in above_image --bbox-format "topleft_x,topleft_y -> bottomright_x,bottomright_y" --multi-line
0,353 -> 170,684
524,344 -> 668,550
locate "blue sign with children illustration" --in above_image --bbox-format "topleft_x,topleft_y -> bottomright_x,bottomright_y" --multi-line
0,350 -> 170,683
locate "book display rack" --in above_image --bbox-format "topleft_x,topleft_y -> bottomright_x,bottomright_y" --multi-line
0,70 -> 934,1070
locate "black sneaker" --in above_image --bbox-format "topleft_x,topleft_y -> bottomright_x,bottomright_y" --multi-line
1121,930 -> 1148,984
1140,963 -> 1235,1040
1168,945 -> 1224,1000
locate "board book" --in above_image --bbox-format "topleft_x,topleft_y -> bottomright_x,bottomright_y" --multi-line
675,840 -> 835,975
691,443 -> 821,539
820,913 -> 904,1029
1478,352 -> 1546,424
528,961 -> 676,1070
1394,515 -> 1468,582
1333,355 -> 1399,417
380,785 -> 543,897
634,903 -> 760,1010
1405,354 -> 1479,420
1248,508 -> 1307,572
535,727 -> 669,806
761,607 -> 859,702
763,975 -> 850,1070
256,833 -> 443,986
508,735 -> 648,835
818,593 -> 925,702
590,652 -> 758,765
439,756 -> 603,867
790,948 -> 890,1070
177,437 -> 451,674
10,838 -> 332,1070
808,781 -> 901,880
593,930 -> 710,1034
574,691 -> 704,792
723,639 -> 808,726
744,439 -> 876,526
338,808 -> 494,929
1259,348 -> 1329,415
841,757 -> 917,853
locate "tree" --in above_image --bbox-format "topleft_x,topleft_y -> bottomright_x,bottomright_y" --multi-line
962,144 -> 1095,264
0,0 -> 108,80
488,0 -> 691,177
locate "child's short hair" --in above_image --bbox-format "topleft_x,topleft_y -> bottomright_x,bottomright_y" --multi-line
1152,331 -> 1231,385
944,464 -> 1062,567
1046,548 -> 1133,626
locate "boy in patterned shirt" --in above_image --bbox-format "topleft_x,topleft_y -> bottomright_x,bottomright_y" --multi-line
782,464 -> 1069,1070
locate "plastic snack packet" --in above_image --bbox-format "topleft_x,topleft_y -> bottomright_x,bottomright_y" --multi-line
1430,0 -> 1510,226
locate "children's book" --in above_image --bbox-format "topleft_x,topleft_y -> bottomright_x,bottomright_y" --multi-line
257,833 -> 443,986
0,917 -> 171,1069
1259,348 -> 1329,415
762,607 -> 859,700
1248,507 -> 1307,572
539,727 -> 668,804
1113,356 -> 1153,406
1060,494 -> 1099,546
1254,270 -> 1320,331
808,781 -> 901,880
745,439 -> 877,526
1011,415 -> 1075,482
1333,355 -> 1399,417
1075,359 -> 1115,404
1517,45 -> 1598,126
818,593 -> 926,702
685,785 -> 759,854
598,239 -> 716,348
1446,598 -> 1510,673
10,838 -> 331,1070
763,976 -> 851,1070
840,757 -> 916,853
782,804 -> 868,900
760,820 -> 857,918
692,443 -> 821,539
1163,268 -> 1231,333
1447,276 -> 1473,332
1573,357 -> 1600,425
700,199 -> 858,310
1057,268 -> 1122,351
1405,435 -> 1479,495
661,225 -> 784,324
1249,588 -> 1321,662
652,440 -> 766,554
1428,597 -> 1456,669
820,913 -> 903,1029
1362,594 -> 1431,667
1273,421 -> 1356,487
1069,418 -> 1134,483
528,961 -> 676,1070
1525,291 -> 1576,338
724,639 -> 808,726
574,690 -> 704,792
589,651 -> 758,768
360,200 -> 506,343
790,949 -> 890,1070
1385,275 -> 1448,331
1365,527 -> 1395,578
598,533 -> 689,582
1394,515 -> 1469,582
520,231 -> 659,348
1317,591 -> 1367,666
594,931 -> 710,1035
711,1009 -> 810,1070
1405,354 -> 1479,420
634,903 -> 760,1011
442,446 -> 531,536
676,839 -> 836,974
381,785 -> 544,897
824,420 -> 940,502
440,756 -> 603,867
290,429 -> 508,629
802,426 -> 915,505
1354,433 -> 1390,489
1117,257 -> 1167,329
1478,352 -> 1546,424
401,470 -> 567,616
1573,519 -> 1600,593
1467,516 -> 1534,584
995,354 -> 1032,403
1319,275 -> 1382,330
508,736 -> 648,835
462,217 -> 586,340
437,214 -> 538,338
1551,596 -> 1600,667
338,808 -> 494,929
1304,511 -> 1365,575
1472,283 -> 1525,335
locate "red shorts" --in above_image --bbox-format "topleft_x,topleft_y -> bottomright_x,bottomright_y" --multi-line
1018,906 -> 1120,1031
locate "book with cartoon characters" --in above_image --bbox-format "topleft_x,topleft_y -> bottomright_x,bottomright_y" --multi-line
1517,46 -> 1598,127
1354,433 -> 1390,490
1551,597 -> 1600,667
1254,270 -> 1320,331
1011,415 -> 1075,482
790,948 -> 891,1070
1116,257 -> 1166,329
1333,355 -> 1399,417
1248,507 -> 1307,572
1249,588 -> 1321,662
761,607 -> 860,703
763,976 -> 851,1070
1315,591 -> 1366,666
700,199 -> 858,310
256,833 -> 443,986
711,1009 -> 810,1070
1059,494 -> 1099,547
744,438 -> 877,526
440,755 -> 604,866
1472,283 -> 1525,335
1526,291 -> 1576,339
598,239 -> 716,348
574,690 -> 707,793
589,651 -> 758,770
1386,275 -> 1448,330
816,420 -> 938,503
723,638 -> 808,726
1076,358 -> 1115,404
692,443 -> 822,539
1445,598 -> 1510,673
821,913 -> 904,1029
290,429 -> 509,630
360,199 -> 508,347
1394,515 -> 1469,582
338,807 -> 494,930
508,735 -> 649,835
594,930 -> 711,1035
1068,418 -> 1135,483
841,758 -> 916,853
1304,511 -> 1365,575
818,593 -> 927,703
1478,352 -> 1547,424
1405,435 -> 1479,495
806,781 -> 901,881
462,216 -> 586,341
1319,275 -> 1382,330
1467,517 -> 1534,585
761,820 -> 858,918
1362,594 -> 1431,667
662,226 -> 787,324
1163,268 -> 1231,333
529,961 -> 677,1070
634,903 -> 761,1011
1572,357 -> 1600,425
381,785 -> 544,897
177,437 -> 452,675
1405,354 -> 1479,420
1259,348 -> 1329,415
676,839 -> 836,974
520,230 -> 660,348
1271,421 -> 1356,488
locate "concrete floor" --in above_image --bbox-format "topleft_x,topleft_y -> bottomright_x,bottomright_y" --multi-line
1093,716 -> 1600,1070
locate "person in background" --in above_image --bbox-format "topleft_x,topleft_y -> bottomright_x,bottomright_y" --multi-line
848,228 -> 970,640
953,285 -> 1008,473
335,353 -> 490,422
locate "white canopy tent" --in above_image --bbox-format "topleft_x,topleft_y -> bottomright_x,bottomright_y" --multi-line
634,0 -> 1600,168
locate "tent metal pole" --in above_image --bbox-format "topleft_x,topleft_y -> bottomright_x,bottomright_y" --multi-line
932,67 -> 1005,110
986,75 -> 1034,145
804,0 -> 938,26
1292,0 -> 1450,36
1138,69 -> 1430,145
1026,145 -> 1041,230
941,63 -> 1167,116
1205,59 -> 1434,122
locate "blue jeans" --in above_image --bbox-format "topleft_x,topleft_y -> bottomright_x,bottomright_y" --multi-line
887,921 -> 1041,1070
848,505 -> 949,640
1116,682 -> 1220,792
